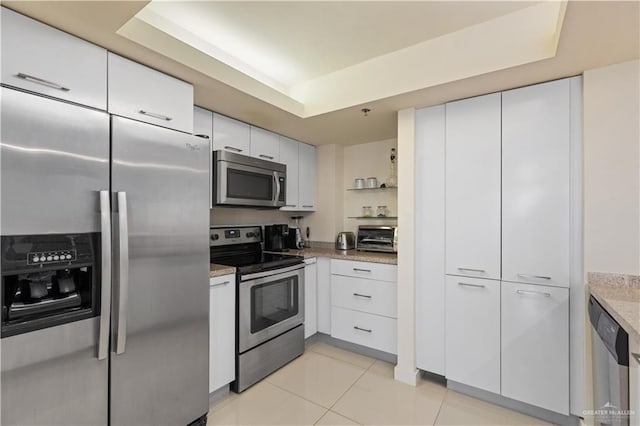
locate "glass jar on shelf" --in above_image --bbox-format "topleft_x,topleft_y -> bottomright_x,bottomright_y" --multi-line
376,205 -> 388,217
362,206 -> 373,217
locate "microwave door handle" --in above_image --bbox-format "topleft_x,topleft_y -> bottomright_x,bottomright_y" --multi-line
97,190 -> 111,360
115,191 -> 129,355
273,171 -> 280,205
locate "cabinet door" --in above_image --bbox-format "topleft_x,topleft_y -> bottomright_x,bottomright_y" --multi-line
250,127 -> 280,162
108,53 -> 193,133
298,143 -> 317,211
445,276 -> 500,394
193,106 -> 213,140
1,8 -> 107,110
304,259 -> 318,338
212,113 -> 250,154
194,107 -> 213,207
445,93 -> 501,280
279,136 -> 300,210
316,258 -> 332,334
502,79 -> 571,287
501,281 -> 569,414
209,274 -> 236,393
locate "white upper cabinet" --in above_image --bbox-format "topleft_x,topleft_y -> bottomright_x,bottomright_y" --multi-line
212,113 -> 250,154
501,281 -> 569,414
445,93 -> 502,280
298,142 -> 317,211
193,106 -> 213,141
502,79 -> 571,287
279,136 -> 300,209
250,127 -> 280,162
108,53 -> 193,133
1,8 -> 107,110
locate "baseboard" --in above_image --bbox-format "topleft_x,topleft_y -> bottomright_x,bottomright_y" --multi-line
208,384 -> 230,407
307,332 -> 398,364
448,380 -> 581,426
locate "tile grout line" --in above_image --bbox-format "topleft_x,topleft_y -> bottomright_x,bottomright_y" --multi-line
432,388 -> 449,425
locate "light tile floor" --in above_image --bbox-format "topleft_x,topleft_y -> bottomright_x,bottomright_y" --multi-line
207,342 -> 552,426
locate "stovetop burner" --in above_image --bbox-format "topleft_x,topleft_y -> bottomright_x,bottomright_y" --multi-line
209,226 -> 303,276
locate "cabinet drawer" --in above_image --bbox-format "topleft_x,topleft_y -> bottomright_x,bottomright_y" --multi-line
108,53 -> 193,133
250,127 -> 280,162
331,259 -> 396,282
1,8 -> 107,110
331,275 -> 396,318
331,307 -> 396,354
213,113 -> 251,154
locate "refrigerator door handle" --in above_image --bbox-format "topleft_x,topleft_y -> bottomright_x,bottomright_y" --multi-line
116,191 -> 130,355
98,190 -> 112,360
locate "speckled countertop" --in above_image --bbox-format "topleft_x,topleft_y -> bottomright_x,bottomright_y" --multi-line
589,272 -> 640,342
266,242 -> 397,265
209,264 -> 236,278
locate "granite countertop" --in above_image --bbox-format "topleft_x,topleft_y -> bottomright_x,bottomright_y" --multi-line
209,264 -> 236,278
267,242 -> 397,265
589,272 -> 640,342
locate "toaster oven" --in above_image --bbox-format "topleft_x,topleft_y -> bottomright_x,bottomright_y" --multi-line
356,225 -> 398,253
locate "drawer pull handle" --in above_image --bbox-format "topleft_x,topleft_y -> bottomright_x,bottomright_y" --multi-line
16,73 -> 70,92
458,267 -> 485,273
284,205 -> 296,207
517,273 -> 552,280
195,134 -> 210,139
353,293 -> 372,299
353,268 -> 371,273
457,282 -> 486,289
302,205 -> 314,208
211,281 -> 230,288
516,289 -> 551,297
139,110 -> 172,121
259,154 -> 274,160
353,326 -> 372,333
224,146 -> 243,152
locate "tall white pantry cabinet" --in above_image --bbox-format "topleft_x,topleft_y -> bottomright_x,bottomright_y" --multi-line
415,77 -> 583,418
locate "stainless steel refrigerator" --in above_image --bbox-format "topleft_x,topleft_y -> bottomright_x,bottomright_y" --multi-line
0,87 -> 210,425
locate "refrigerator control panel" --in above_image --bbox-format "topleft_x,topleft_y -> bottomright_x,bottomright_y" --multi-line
28,250 -> 76,265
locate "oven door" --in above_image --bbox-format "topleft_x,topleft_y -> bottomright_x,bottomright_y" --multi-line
238,264 -> 304,353
216,160 -> 285,208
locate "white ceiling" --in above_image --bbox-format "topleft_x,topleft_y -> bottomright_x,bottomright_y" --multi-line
2,1 -> 639,146
120,0 -> 563,117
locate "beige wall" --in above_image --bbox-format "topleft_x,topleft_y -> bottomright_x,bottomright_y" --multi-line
304,144 -> 344,242
342,139 -> 398,235
583,59 -> 640,275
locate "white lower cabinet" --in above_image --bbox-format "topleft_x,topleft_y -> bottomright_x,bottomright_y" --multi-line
445,276 -> 500,394
316,257 -> 332,334
304,258 -> 318,339
331,306 -> 397,354
330,260 -> 397,354
501,281 -> 569,415
209,274 -> 236,393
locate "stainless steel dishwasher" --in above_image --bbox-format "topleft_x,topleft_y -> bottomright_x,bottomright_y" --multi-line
589,295 -> 630,426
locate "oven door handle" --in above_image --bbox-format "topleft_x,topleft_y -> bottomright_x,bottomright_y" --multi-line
240,263 -> 305,282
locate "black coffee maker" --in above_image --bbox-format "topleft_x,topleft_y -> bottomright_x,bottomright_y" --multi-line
264,224 -> 288,252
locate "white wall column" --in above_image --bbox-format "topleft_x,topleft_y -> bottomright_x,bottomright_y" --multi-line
394,107 -> 418,385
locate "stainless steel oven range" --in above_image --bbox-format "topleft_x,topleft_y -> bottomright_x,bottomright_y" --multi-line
210,226 -> 305,392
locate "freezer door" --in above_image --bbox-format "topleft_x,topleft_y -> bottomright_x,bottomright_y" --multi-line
110,116 -> 210,426
0,87 -> 110,235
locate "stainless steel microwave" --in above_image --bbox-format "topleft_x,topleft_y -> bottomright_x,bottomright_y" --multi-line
213,150 -> 286,208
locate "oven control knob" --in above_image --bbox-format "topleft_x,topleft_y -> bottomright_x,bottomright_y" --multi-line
66,254 -> 72,260
32,256 -> 40,263
211,234 -> 219,241
53,255 -> 60,261
40,256 -> 47,262
46,256 -> 53,261
246,232 -> 253,238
